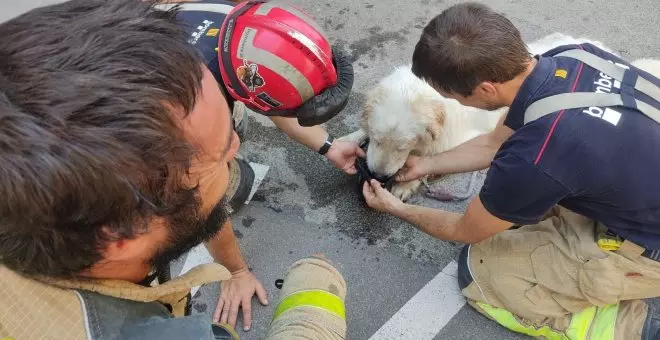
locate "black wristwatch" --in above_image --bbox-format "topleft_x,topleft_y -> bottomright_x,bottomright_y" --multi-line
318,135 -> 334,155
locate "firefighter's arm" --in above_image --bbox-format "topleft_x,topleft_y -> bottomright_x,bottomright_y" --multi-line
448,195 -> 515,244
397,111 -> 512,183
204,220 -> 268,330
429,113 -> 512,174
364,179 -> 513,244
270,116 -> 365,175
269,116 -> 329,153
204,220 -> 247,273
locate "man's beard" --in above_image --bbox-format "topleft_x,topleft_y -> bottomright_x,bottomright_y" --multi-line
149,196 -> 230,270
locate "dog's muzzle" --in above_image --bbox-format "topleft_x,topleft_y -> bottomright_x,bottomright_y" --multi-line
355,139 -> 396,201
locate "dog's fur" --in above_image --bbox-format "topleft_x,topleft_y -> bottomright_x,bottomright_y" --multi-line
340,66 -> 504,200
340,33 -> 660,201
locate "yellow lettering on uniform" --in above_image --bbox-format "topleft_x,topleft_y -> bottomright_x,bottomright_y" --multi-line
206,28 -> 219,37
555,69 -> 568,79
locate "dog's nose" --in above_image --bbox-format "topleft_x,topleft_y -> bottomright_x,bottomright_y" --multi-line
373,170 -> 391,181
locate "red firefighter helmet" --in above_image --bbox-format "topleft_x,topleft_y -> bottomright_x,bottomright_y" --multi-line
218,0 -> 338,114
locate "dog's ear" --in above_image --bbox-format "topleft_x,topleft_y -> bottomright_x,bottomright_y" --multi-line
411,93 -> 445,140
426,105 -> 445,140
361,86 -> 386,130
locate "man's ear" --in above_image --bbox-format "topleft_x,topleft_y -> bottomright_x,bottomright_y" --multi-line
100,223 -> 165,262
411,93 -> 445,140
475,82 -> 499,99
102,237 -> 132,262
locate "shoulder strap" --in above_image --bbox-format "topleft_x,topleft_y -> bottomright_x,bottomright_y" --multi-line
524,92 -> 660,125
556,49 -> 660,102
523,49 -> 660,125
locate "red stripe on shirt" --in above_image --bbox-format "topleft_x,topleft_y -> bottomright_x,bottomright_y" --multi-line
534,46 -> 585,165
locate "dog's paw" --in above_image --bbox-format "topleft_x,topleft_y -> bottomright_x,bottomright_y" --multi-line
337,129 -> 366,144
391,180 -> 422,202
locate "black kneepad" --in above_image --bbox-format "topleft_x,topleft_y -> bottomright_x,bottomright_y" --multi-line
457,245 -> 474,291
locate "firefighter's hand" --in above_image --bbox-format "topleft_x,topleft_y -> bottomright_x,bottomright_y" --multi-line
326,139 -> 366,175
214,268 -> 268,332
363,179 -> 404,214
395,155 -> 431,182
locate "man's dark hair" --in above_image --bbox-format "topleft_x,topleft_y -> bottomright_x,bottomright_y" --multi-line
0,0 -> 207,277
411,2 -> 531,97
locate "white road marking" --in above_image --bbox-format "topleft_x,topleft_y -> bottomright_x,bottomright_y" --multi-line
246,162 -> 269,204
177,162 -> 269,296
368,260 -> 467,340
179,244 -> 215,297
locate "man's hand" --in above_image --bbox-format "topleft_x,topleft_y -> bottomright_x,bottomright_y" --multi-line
363,179 -> 405,213
326,139 -> 366,175
213,268 -> 268,332
395,155 -> 433,182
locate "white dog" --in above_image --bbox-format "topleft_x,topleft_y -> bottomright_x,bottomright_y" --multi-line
525,33 -> 660,74
340,66 -> 503,200
340,33 -> 660,202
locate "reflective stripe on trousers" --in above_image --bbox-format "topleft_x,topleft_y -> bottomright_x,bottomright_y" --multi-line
273,289 -> 346,321
476,302 -> 618,340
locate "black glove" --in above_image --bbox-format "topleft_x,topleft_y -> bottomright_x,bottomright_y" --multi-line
296,47 -> 354,127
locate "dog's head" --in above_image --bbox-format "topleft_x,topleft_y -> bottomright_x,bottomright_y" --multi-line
360,75 -> 445,178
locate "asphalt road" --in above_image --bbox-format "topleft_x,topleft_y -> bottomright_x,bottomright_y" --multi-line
2,1 -> 659,339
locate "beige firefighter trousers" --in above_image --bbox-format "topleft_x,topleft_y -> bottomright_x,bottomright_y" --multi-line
462,206 -> 660,339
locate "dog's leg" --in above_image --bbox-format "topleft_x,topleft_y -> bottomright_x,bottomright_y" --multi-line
337,128 -> 368,144
391,178 -> 423,202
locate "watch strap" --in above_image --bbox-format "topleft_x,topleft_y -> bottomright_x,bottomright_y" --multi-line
318,135 -> 334,155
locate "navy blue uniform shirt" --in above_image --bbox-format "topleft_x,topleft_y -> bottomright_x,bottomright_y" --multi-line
171,0 -> 236,108
479,43 -> 660,250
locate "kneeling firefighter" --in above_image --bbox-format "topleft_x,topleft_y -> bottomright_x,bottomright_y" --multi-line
363,3 -> 660,340
156,0 -> 362,214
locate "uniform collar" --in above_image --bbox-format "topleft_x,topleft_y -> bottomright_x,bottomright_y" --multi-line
38,263 -> 231,316
505,56 -> 556,130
